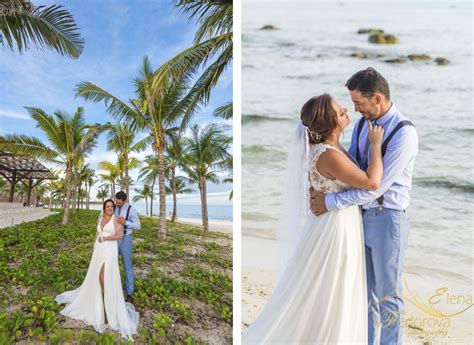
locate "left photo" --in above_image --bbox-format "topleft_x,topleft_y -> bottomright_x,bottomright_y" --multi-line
0,0 -> 233,343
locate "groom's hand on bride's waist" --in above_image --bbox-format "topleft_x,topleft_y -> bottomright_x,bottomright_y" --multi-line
309,187 -> 328,216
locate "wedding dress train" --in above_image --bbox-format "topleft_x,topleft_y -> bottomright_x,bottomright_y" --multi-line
55,215 -> 139,340
242,143 -> 367,344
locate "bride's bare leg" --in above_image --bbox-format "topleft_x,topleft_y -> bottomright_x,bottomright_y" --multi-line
99,263 -> 105,292
99,263 -> 107,323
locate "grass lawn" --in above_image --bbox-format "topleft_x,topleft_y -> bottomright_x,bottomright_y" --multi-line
0,210 -> 232,344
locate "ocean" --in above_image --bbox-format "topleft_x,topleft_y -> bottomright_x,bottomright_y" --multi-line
242,0 -> 473,290
89,203 -> 233,222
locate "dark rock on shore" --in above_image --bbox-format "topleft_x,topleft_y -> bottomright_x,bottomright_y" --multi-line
358,28 -> 384,35
350,52 -> 370,59
261,25 -> 279,31
385,57 -> 407,64
369,33 -> 400,44
350,52 -> 387,59
434,57 -> 450,65
407,54 -> 432,61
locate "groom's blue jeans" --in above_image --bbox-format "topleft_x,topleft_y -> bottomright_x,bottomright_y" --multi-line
363,208 -> 410,345
118,234 -> 134,296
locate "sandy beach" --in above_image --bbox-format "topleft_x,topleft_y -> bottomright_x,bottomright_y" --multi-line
242,235 -> 473,344
175,217 -> 233,236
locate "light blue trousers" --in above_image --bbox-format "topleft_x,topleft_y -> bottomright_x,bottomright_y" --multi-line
363,208 -> 410,345
118,234 -> 134,296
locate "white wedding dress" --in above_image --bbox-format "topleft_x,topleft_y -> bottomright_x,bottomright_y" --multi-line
55,215 -> 139,340
242,143 -> 368,344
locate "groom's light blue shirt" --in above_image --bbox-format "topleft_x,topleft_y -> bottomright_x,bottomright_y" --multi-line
325,103 -> 418,211
114,203 -> 141,236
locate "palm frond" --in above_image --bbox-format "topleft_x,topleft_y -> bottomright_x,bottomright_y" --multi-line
75,82 -> 143,125
213,101 -> 232,119
0,3 -> 84,58
0,134 -> 60,161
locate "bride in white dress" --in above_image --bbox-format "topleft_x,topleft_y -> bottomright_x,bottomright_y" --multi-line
242,93 -> 384,344
55,199 -> 139,341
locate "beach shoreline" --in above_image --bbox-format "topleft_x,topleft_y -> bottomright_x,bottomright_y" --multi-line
242,234 -> 473,344
150,216 -> 233,236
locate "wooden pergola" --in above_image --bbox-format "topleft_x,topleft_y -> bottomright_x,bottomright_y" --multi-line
0,151 -> 56,204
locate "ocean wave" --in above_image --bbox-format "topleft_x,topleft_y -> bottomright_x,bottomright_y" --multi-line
242,114 -> 292,124
283,75 -> 313,80
404,265 -> 471,283
414,177 -> 474,194
242,145 -> 287,164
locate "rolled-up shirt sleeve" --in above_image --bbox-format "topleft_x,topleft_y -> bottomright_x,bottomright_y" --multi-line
125,207 -> 141,230
325,127 -> 418,211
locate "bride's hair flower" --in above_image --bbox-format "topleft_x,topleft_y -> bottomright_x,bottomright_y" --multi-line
307,128 -> 322,142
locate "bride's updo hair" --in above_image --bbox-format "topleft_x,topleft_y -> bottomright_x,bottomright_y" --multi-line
300,93 -> 338,145
103,199 -> 116,211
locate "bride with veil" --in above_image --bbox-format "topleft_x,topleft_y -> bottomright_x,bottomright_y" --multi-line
242,93 -> 384,344
55,199 -> 139,341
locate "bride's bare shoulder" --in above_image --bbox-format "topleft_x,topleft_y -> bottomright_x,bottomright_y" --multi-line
316,147 -> 353,172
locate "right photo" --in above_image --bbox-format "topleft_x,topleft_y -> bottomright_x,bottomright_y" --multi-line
241,0 -> 473,344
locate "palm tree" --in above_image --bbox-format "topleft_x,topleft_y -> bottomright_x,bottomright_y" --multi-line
0,1 -> 84,58
78,164 -> 96,210
182,123 -> 231,233
138,154 -> 159,217
133,184 -> 152,216
116,155 -> 141,194
99,161 -> 120,198
165,176 -> 194,221
165,139 -> 185,222
75,56 -> 196,240
213,101 -> 233,120
47,177 -> 63,209
152,0 -> 232,115
97,186 -> 109,203
107,125 -> 150,196
0,107 -> 105,224
45,169 -> 61,208
221,155 -> 233,200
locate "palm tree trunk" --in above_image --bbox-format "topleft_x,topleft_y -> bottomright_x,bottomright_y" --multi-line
71,174 -> 77,210
171,167 -> 177,222
125,155 -> 130,197
156,141 -> 167,240
146,196 -> 149,216
200,177 -> 209,233
112,181 -> 116,198
62,166 -> 73,225
86,185 -> 90,210
150,178 -> 155,217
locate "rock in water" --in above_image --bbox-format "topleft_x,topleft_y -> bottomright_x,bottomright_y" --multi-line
350,52 -> 369,59
385,57 -> 407,64
407,54 -> 432,61
369,33 -> 400,44
358,28 -> 384,35
434,57 -> 450,65
261,25 -> 279,31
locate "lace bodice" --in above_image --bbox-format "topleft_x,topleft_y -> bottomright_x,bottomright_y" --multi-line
97,215 -> 116,236
308,143 -> 351,193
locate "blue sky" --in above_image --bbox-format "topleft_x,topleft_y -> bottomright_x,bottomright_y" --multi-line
0,0 -> 232,206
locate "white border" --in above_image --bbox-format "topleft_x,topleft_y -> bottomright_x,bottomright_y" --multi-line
232,0 -> 242,342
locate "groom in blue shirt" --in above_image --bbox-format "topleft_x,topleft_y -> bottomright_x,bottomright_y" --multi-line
311,67 -> 418,345
114,191 -> 141,303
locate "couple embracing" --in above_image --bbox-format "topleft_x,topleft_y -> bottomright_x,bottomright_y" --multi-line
55,192 -> 141,340
243,67 -> 418,344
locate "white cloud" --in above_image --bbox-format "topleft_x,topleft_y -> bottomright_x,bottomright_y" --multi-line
0,109 -> 30,120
